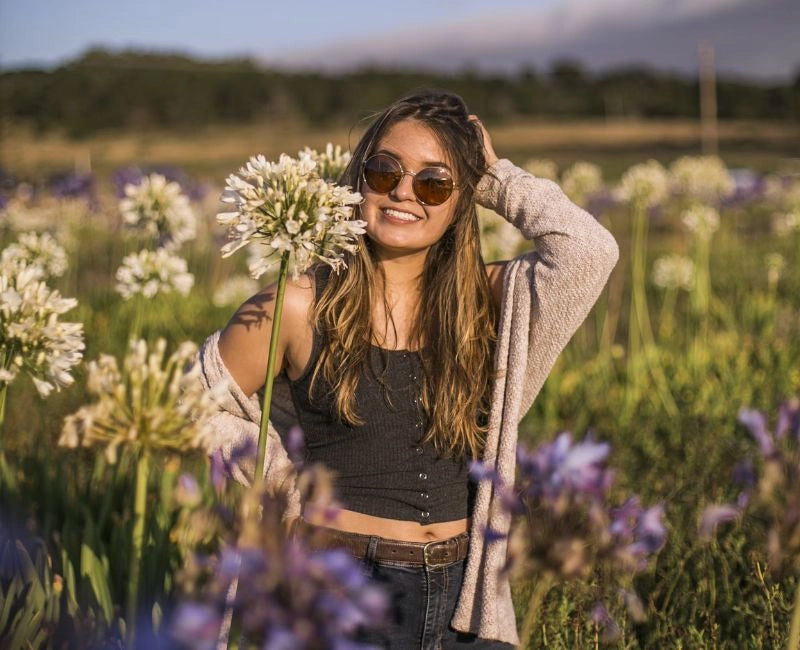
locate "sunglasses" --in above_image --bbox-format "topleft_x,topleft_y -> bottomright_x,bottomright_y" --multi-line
361,153 -> 457,206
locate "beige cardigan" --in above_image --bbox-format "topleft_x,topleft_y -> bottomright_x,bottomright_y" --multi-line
198,159 -> 619,645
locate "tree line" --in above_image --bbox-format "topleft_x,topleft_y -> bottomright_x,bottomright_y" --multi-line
2,48 -> 798,137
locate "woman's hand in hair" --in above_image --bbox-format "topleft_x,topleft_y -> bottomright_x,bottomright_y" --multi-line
468,115 -> 499,167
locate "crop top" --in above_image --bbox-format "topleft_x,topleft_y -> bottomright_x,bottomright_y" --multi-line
287,269 -> 474,524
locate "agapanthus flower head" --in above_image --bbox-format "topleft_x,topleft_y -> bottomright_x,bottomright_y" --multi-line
217,153 -> 365,280
669,155 -> 733,203
211,274 -> 259,308
0,260 -> 84,396
765,252 -> 786,287
59,338 -> 225,463
615,160 -> 669,207
1,231 -> 68,280
561,161 -> 603,207
298,143 -> 352,183
478,206 -> 526,262
651,254 -> 694,291
115,247 -> 194,300
523,158 -> 559,181
771,210 -> 800,236
119,173 -> 197,250
681,204 -> 720,241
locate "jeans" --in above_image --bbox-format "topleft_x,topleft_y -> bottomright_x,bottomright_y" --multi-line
357,539 -> 514,650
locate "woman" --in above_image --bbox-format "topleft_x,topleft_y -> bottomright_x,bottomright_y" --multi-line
199,90 -> 619,648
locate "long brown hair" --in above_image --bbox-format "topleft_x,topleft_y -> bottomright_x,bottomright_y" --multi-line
311,90 -> 496,459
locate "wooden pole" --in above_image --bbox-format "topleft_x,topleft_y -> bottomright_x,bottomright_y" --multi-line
698,40 -> 718,156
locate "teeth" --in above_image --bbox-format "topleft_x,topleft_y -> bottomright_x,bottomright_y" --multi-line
384,208 -> 420,222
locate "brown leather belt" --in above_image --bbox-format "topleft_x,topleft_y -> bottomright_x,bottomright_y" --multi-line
296,521 -> 469,567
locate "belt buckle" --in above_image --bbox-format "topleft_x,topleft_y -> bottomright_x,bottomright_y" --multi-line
422,539 -> 452,567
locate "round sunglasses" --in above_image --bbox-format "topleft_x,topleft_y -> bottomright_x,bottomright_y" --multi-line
361,153 -> 457,206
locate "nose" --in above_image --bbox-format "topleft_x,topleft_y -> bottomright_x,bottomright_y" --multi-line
390,171 -> 416,202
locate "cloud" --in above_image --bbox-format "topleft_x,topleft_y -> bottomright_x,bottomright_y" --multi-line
263,0 -> 798,80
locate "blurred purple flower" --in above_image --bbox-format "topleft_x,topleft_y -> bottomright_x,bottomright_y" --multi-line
49,171 -> 95,200
776,398 -> 800,441
631,505 -> 667,555
0,192 -> 7,211
738,408 -> 775,457
175,473 -> 202,507
169,602 -> 220,650
113,167 -> 144,198
286,425 -> 305,465
722,168 -> 765,206
590,602 -> 620,643
699,504 -> 741,540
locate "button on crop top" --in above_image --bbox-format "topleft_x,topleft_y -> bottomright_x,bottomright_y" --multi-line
287,270 -> 474,524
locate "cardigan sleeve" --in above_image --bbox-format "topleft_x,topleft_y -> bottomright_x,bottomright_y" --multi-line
476,159 -> 619,417
197,330 -> 301,518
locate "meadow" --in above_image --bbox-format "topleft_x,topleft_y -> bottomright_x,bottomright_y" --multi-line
0,117 -> 799,648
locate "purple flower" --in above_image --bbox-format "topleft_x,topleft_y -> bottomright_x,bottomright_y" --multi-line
633,505 -> 667,554
113,166 -> 144,198
738,408 -> 775,457
590,602 -> 620,643
169,602 -> 220,650
776,398 -> 800,441
699,504 -> 741,540
49,171 -> 94,200
175,473 -> 201,507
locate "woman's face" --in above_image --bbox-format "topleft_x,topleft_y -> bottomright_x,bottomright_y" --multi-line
359,119 -> 459,260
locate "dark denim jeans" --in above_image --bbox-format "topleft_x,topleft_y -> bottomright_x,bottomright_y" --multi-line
357,539 -> 514,650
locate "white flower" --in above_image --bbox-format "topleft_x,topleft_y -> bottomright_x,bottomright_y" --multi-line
651,255 -> 695,290
115,248 -> 194,300
0,261 -> 84,397
765,253 -> 786,286
523,158 -> 559,181
119,174 -> 196,250
561,162 -> 603,206
1,232 -> 68,280
616,160 -> 669,207
681,204 -> 720,241
298,143 -> 352,182
212,274 -> 260,308
669,156 -> 734,203
772,210 -> 800,236
217,153 -> 365,280
478,206 -> 525,262
59,338 -> 226,463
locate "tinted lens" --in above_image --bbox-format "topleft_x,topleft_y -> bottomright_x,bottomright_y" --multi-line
413,168 -> 454,206
363,154 -> 402,194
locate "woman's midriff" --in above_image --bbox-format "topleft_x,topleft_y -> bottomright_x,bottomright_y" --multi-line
302,506 -> 469,542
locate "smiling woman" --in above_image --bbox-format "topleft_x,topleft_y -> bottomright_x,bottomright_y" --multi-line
200,89 -> 619,647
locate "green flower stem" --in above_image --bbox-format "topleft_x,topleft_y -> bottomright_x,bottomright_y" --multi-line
624,200 -> 678,419
0,381 -> 6,439
788,580 -> 800,650
517,575 -> 553,650
126,448 -> 150,648
255,252 -> 290,485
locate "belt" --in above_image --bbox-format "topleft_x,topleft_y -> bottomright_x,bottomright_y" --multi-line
296,521 -> 469,568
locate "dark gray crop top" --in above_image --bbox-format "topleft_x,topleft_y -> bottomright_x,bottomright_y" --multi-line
287,268 -> 474,524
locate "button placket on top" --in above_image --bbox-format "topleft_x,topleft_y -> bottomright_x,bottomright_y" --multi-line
409,352 -> 431,522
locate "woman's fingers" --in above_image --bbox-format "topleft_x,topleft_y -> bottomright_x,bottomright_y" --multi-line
468,114 -> 499,166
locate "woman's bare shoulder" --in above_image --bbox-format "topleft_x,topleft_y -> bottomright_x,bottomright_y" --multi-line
218,271 -> 316,394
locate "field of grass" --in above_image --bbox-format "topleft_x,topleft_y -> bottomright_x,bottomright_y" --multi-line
1,119 -> 799,648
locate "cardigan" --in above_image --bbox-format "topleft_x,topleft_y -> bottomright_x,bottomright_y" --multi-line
197,158 -> 619,645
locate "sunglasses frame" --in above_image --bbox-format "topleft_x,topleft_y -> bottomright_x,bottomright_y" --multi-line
361,153 -> 459,207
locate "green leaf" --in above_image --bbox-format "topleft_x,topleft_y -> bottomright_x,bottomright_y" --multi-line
80,542 -> 114,623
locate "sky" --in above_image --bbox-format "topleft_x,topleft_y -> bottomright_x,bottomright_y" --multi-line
1,0 -> 798,80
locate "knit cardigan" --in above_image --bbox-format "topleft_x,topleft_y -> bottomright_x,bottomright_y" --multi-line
197,159 -> 619,645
